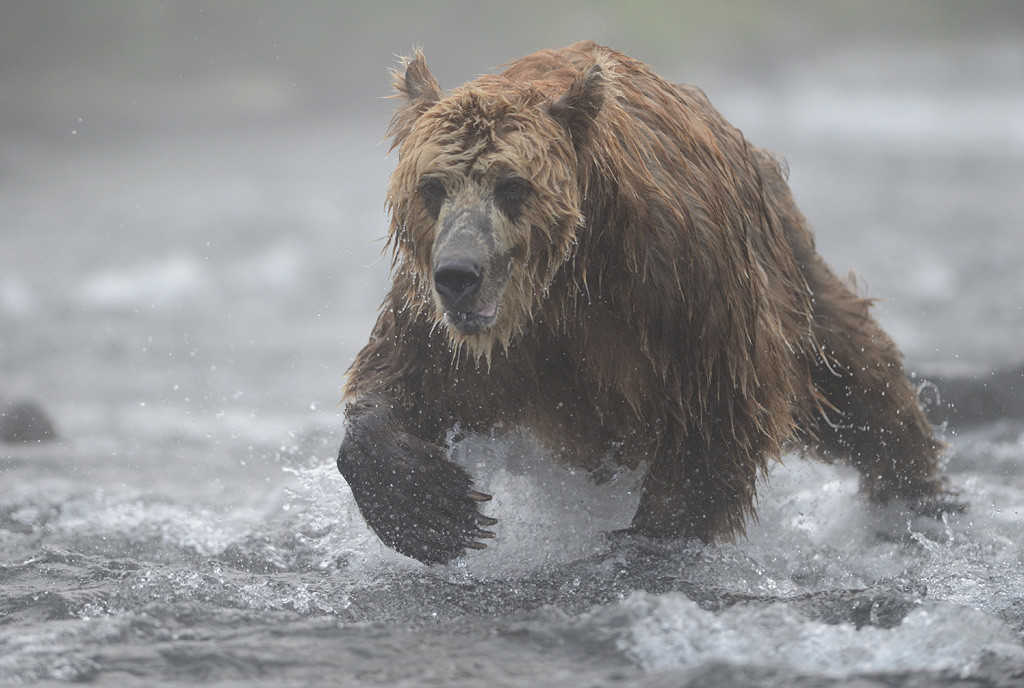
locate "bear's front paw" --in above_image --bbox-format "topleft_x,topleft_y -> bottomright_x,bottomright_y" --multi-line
338,429 -> 497,565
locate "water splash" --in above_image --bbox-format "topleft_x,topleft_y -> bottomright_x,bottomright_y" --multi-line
580,592 -> 1024,676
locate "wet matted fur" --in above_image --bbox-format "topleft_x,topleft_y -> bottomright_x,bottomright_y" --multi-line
337,41 -> 953,565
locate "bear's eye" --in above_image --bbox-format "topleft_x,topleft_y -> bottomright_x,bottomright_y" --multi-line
494,176 -> 530,219
418,177 -> 446,215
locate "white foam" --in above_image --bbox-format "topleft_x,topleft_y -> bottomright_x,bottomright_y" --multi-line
446,431 -> 642,577
597,591 -> 1024,676
55,491 -> 256,556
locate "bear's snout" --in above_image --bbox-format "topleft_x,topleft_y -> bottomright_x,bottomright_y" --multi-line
431,202 -> 508,336
434,259 -> 482,308
433,255 -> 499,335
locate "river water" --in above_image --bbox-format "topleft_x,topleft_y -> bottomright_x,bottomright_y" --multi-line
2,40 -> 1023,686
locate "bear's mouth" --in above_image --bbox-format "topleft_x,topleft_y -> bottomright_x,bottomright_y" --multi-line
445,302 -> 497,335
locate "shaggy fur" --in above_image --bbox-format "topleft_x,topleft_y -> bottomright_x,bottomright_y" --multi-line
337,42 -> 952,564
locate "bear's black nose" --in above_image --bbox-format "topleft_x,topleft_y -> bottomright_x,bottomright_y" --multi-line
434,259 -> 482,307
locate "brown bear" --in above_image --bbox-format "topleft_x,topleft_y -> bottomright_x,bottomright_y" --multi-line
337,41 -> 954,565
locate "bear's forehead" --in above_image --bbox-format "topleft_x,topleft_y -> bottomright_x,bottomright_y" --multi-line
397,79 -> 575,186
424,83 -> 555,141
407,93 -> 563,173
409,128 -> 560,185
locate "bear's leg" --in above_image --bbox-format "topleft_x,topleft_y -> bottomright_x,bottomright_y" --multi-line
337,393 -> 497,564
805,259 -> 950,504
630,435 -> 759,542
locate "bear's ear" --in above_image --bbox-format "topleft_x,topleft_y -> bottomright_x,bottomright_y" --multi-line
387,50 -> 443,151
548,63 -> 605,148
392,50 -> 444,104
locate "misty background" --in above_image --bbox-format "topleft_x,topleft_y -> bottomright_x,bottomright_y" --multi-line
2,1 -> 1023,419
3,1 -> 1022,126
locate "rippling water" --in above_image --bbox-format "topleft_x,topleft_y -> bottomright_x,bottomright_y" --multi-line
3,40 -> 1023,686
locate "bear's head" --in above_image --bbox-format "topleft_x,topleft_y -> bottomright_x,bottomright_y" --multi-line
384,50 -> 606,359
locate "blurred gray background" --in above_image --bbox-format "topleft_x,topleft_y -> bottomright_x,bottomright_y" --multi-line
3,1 -> 1022,130
2,0 -> 1022,423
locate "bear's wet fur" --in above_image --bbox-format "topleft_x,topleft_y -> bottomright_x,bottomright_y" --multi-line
337,42 -> 953,564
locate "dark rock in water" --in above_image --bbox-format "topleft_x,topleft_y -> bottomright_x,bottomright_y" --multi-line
1,400 -> 58,443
